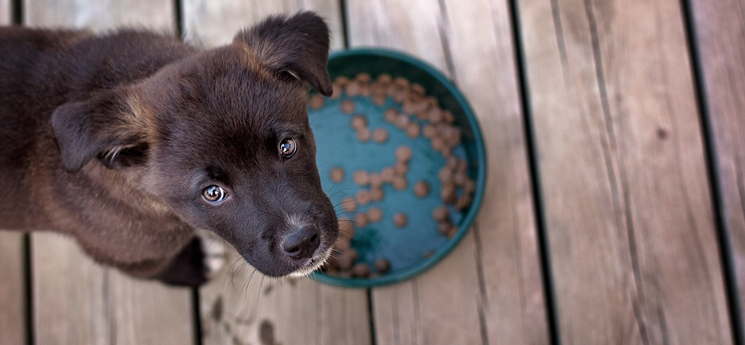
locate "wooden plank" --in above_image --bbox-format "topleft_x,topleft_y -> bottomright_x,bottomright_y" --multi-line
689,0 -> 745,335
1,4 -> 27,345
0,232 -> 25,345
24,1 -> 194,344
347,1 -> 550,344
24,0 -> 174,31
0,0 -> 9,24
181,2 -> 371,345
517,0 -> 732,342
181,0 -> 344,50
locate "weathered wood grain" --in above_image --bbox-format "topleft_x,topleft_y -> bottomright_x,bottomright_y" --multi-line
182,0 -> 344,50
182,2 -> 371,344
32,235 -> 194,345
24,0 -> 174,31
347,0 -> 550,344
517,0 -> 732,342
199,252 -> 372,345
0,0 -> 9,23
0,232 -> 25,345
689,0 -> 745,335
24,1 -> 195,344
1,5 -> 27,345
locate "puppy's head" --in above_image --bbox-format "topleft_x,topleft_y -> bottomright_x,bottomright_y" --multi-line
51,12 -> 338,277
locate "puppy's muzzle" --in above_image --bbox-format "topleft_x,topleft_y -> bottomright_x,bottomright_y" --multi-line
281,224 -> 321,260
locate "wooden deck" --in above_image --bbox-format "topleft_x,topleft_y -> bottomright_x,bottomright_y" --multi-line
0,0 -> 743,344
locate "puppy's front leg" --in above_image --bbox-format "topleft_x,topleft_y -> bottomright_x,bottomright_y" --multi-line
151,230 -> 226,287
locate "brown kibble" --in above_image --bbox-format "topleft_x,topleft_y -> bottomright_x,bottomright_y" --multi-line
393,77 -> 410,87
345,81 -> 361,96
464,179 -> 477,194
406,122 -> 420,138
360,83 -> 371,97
354,212 -> 369,227
428,108 -> 443,123
456,159 -> 468,174
384,108 -> 398,123
402,100 -> 418,114
330,84 -> 342,99
439,167 -> 453,182
454,171 -> 468,186
381,167 -> 395,182
351,115 -> 367,130
446,225 -> 458,238
377,73 -> 393,84
431,137 -> 445,151
367,207 -> 383,223
357,128 -> 371,142
394,161 -> 409,176
372,128 -> 389,143
334,236 -> 350,251
352,263 -> 371,278
353,170 -> 370,186
423,250 -> 434,258
338,249 -> 358,270
395,146 -> 413,162
309,94 -> 324,109
342,197 -> 356,212
391,87 -> 407,103
423,124 -> 437,138
356,190 -> 371,206
432,206 -> 450,222
369,173 -> 383,188
393,213 -> 408,227
370,187 -> 384,201
339,217 -> 355,238
441,183 -> 457,204
373,94 -> 386,106
411,83 -> 426,96
337,271 -> 352,278
375,258 -> 391,273
414,181 -> 430,197
438,221 -> 452,236
334,76 -> 350,86
330,167 -> 345,183
456,195 -> 472,210
356,72 -> 372,84
393,176 -> 408,190
341,99 -> 356,114
446,156 -> 459,170
395,114 -> 410,129
443,110 -> 455,123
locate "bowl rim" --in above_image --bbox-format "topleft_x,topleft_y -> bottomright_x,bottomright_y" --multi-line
310,48 -> 487,288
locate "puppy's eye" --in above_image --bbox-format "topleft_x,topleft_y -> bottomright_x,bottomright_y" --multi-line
202,185 -> 227,203
279,138 -> 297,158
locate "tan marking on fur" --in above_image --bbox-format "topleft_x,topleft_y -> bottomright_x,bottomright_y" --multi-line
233,40 -> 277,81
124,90 -> 158,139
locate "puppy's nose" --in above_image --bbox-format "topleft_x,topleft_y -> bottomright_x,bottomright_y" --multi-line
281,225 -> 321,260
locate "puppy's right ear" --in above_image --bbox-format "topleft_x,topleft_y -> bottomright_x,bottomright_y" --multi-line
234,11 -> 333,96
51,89 -> 151,173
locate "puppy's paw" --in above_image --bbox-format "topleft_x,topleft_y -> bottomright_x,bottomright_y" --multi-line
196,229 -> 227,279
154,231 -> 226,287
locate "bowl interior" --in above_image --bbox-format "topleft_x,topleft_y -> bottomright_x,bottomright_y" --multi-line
309,49 -> 486,287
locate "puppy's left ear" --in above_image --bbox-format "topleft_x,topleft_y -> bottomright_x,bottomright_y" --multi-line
234,11 -> 333,96
51,89 -> 151,173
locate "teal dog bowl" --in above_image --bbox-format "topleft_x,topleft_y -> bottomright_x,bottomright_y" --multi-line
309,49 -> 486,287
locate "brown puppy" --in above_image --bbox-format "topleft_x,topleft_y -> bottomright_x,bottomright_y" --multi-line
0,12 -> 339,286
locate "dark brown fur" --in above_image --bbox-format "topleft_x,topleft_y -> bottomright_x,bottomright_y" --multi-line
0,12 -> 338,286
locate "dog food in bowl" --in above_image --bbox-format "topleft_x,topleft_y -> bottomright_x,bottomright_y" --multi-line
308,49 -> 485,287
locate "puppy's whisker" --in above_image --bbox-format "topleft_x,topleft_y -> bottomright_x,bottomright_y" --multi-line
224,257 -> 243,291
